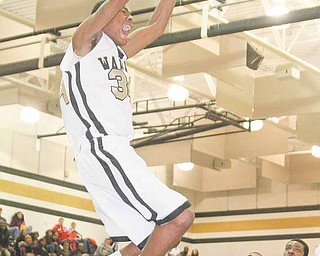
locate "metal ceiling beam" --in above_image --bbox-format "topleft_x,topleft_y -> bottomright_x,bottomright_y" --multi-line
132,121 -> 230,148
0,8 -> 34,28
1,5 -> 320,77
0,0 -> 207,44
148,5 -> 320,48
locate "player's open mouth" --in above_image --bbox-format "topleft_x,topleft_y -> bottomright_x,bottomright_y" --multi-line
122,25 -> 132,36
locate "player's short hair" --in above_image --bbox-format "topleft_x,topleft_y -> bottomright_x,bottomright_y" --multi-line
91,0 -> 109,14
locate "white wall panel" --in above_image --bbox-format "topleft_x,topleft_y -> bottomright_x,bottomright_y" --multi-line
257,178 -> 287,208
0,127 -> 13,166
11,131 -> 39,173
228,188 -> 257,210
64,146 -> 82,184
194,191 -> 228,212
287,183 -> 319,206
38,139 -> 64,179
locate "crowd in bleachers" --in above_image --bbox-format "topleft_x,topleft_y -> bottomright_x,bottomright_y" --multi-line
2,207 -> 317,256
0,208 -> 115,256
0,208 -> 200,256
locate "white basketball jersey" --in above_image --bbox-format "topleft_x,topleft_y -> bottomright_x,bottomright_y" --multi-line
59,33 -> 133,153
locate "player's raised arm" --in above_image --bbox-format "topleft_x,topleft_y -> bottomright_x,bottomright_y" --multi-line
72,0 -> 129,56
122,0 -> 176,58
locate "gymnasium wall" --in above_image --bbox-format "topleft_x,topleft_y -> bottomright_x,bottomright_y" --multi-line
0,125 -> 319,256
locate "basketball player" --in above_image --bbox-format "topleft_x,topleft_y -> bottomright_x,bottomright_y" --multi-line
59,1 -> 195,256
283,239 -> 309,256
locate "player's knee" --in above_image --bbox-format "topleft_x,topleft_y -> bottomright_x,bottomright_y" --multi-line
174,209 -> 195,231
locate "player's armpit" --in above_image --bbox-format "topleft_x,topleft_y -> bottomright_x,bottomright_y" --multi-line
72,0 -> 129,57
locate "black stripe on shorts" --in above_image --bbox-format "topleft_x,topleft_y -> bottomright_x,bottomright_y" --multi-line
155,200 -> 192,225
97,137 -> 158,222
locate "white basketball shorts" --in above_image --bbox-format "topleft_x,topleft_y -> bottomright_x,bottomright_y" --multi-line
76,135 -> 191,249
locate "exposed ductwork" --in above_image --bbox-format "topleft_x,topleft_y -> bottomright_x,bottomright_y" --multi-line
1,5 -> 320,77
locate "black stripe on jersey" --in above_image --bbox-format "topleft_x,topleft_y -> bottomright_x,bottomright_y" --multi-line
75,62 -> 108,136
66,71 -> 92,139
97,137 -> 158,222
89,139 -> 148,221
117,48 -> 124,59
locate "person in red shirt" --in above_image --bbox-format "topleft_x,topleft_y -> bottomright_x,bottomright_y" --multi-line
52,218 -> 69,243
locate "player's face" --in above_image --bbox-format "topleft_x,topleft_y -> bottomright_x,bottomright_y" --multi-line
104,6 -> 133,46
283,241 -> 305,256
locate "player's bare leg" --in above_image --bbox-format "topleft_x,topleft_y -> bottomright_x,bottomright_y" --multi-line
119,242 -> 141,256
141,208 -> 195,256
115,209 -> 194,256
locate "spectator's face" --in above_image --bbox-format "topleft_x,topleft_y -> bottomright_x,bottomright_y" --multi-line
21,229 -> 27,236
284,241 -> 305,256
53,232 -> 59,239
104,239 -> 112,245
71,223 -> 76,229
0,222 -> 6,229
25,235 -> 32,244
59,218 -> 64,225
17,212 -> 23,219
191,249 -> 198,256
63,243 -> 70,250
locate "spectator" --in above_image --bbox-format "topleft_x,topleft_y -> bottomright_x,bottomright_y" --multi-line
15,230 -> 27,254
29,232 -> 39,244
17,235 -> 34,256
68,223 -> 81,240
62,241 -> 72,256
35,238 -> 49,256
68,223 -> 92,254
67,222 -> 81,252
44,230 -> 54,249
179,246 -> 189,256
52,218 -> 69,243
73,249 -> 83,256
93,238 -> 115,256
74,243 -> 85,255
284,239 -> 309,256
0,220 -> 13,256
167,246 -> 180,256
44,230 -> 61,256
52,232 -> 63,255
0,208 -> 7,224
191,249 -> 199,256
9,212 -> 32,241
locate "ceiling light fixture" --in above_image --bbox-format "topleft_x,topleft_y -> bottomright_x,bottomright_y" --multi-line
267,2 -> 290,29
311,145 -> 320,158
243,120 -> 264,132
20,106 -> 40,124
177,162 -> 194,171
167,84 -> 189,102
173,75 -> 185,82
267,5 -> 289,16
